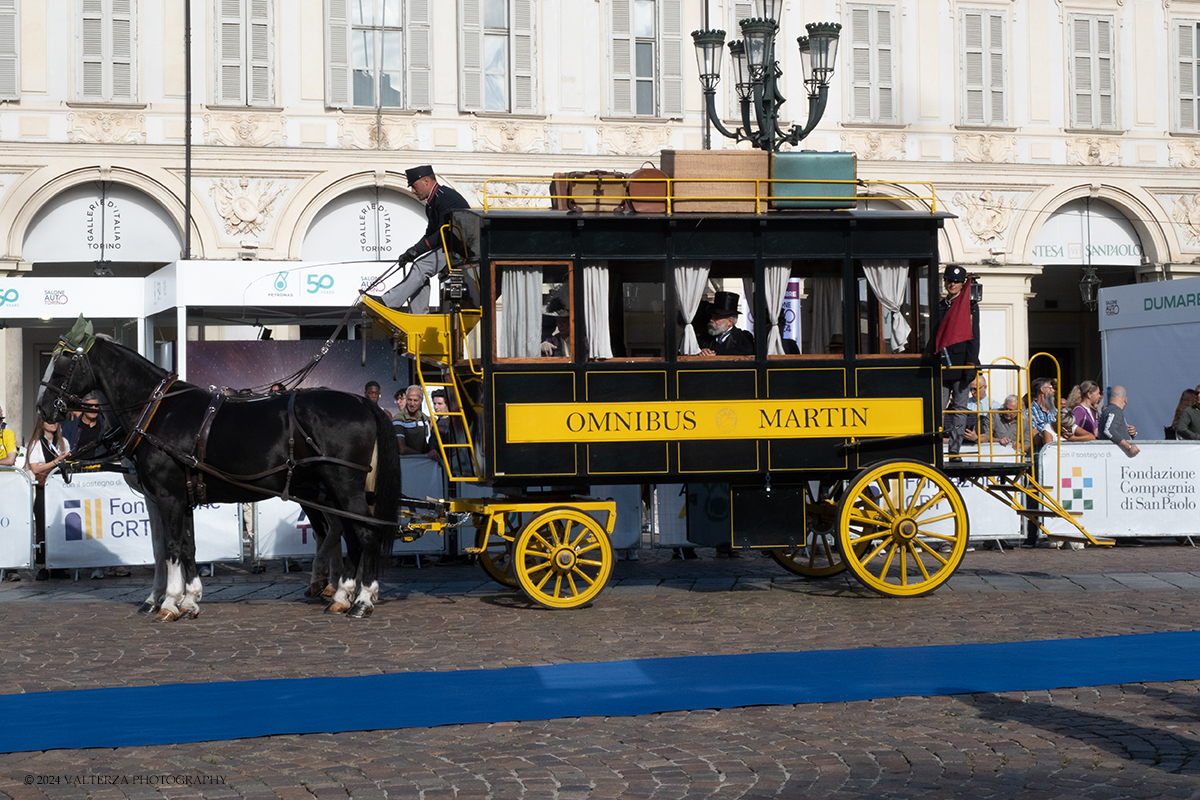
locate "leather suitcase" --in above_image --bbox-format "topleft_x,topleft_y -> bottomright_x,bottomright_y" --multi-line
627,162 -> 668,213
554,170 -> 627,213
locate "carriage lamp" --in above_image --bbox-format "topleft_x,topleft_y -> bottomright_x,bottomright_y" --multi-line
1079,265 -> 1102,311
691,3 -> 841,153
967,273 -> 983,304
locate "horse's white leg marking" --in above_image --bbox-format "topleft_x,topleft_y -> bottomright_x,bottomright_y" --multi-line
158,559 -> 184,619
354,580 -> 379,607
180,576 -> 203,618
327,577 -> 357,613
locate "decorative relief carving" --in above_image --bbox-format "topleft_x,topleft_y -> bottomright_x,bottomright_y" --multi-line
596,124 -> 673,156
203,113 -> 287,147
66,111 -> 147,144
951,190 -> 1016,245
1066,137 -> 1121,166
839,130 -> 907,161
209,177 -> 287,238
471,121 -> 549,154
953,133 -> 1016,163
466,180 -> 546,209
1168,139 -> 1200,169
336,116 -> 417,150
1172,194 -> 1200,246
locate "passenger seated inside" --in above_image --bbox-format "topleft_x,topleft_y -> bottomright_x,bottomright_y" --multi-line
541,296 -> 571,357
700,291 -> 755,357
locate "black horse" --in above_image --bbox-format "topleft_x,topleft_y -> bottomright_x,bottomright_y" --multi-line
37,324 -> 401,620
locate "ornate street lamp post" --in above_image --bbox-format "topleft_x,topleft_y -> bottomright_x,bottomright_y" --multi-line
692,0 -> 841,153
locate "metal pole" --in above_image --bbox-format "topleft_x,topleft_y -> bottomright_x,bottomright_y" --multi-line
702,0 -> 711,150
184,0 -> 192,260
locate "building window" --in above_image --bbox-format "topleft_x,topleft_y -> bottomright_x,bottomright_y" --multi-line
215,0 -> 273,106
847,4 -> 896,124
0,0 -> 17,100
609,0 -> 683,118
1069,14 -> 1116,130
1175,21 -> 1200,132
459,0 -> 536,113
326,0 -> 431,110
960,9 -> 1005,126
79,0 -> 136,102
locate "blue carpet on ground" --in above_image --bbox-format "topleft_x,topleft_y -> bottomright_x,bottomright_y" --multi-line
4,630 -> 1200,753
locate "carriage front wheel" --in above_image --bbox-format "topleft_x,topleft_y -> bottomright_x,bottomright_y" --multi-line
836,460 -> 969,597
514,507 -> 614,609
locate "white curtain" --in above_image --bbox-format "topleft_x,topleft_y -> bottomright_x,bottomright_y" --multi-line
862,259 -> 911,352
763,260 -> 792,355
673,259 -> 711,355
810,275 -> 843,354
584,262 -> 614,359
499,267 -> 542,358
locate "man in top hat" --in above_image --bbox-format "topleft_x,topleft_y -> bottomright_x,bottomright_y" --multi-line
381,165 -> 471,314
928,264 -> 980,459
700,291 -> 755,357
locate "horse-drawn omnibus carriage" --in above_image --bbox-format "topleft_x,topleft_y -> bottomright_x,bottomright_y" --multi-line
359,179 -> 1104,610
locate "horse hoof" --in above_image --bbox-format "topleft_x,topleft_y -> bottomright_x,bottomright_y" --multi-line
180,607 -> 201,620
325,601 -> 350,614
320,585 -> 336,600
304,580 -> 328,598
348,602 -> 373,619
155,609 -> 178,622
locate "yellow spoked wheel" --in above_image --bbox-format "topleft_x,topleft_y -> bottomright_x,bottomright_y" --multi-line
770,483 -> 849,578
837,460 -> 969,597
514,507 -> 613,609
476,513 -> 519,588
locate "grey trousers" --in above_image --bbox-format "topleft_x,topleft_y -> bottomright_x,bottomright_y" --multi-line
381,249 -> 479,314
941,375 -> 972,455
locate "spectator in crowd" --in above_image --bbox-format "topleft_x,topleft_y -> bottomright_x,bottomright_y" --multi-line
393,386 -> 429,455
1172,388 -> 1200,440
269,383 -> 286,393
1028,377 -> 1059,448
364,380 -> 392,419
24,415 -> 69,581
0,402 -> 16,467
1069,380 -> 1102,441
1099,385 -> 1140,458
970,394 -> 1027,450
967,375 -> 990,411
62,393 -> 112,460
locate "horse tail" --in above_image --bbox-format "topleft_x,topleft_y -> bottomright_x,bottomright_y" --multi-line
369,403 -> 402,558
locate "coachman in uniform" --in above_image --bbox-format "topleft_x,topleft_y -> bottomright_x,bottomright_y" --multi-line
930,264 -> 980,459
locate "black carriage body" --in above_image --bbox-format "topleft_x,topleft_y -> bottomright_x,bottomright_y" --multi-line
457,208 -> 951,546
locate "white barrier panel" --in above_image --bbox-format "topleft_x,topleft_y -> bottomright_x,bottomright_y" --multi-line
917,476 -> 1022,541
44,472 -> 243,568
1042,441 -> 1200,538
0,468 -> 34,569
588,484 -> 642,549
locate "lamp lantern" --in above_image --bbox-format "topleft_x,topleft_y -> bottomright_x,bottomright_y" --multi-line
692,29 -> 726,92
739,17 -> 776,80
1080,266 -> 1102,311
756,0 -> 783,24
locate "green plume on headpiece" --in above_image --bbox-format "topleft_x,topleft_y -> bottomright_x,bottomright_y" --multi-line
63,315 -> 95,351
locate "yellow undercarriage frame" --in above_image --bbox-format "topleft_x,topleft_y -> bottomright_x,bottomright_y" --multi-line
456,499 -> 617,609
837,460 -> 970,597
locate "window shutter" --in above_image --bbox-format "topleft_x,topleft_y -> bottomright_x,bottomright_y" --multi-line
459,0 -> 483,111
326,0 -> 350,108
249,0 -> 272,105
962,11 -> 984,125
1177,22 -> 1198,132
875,7 -> 895,122
1071,15 -> 1093,128
1096,17 -> 1114,127
408,0 -> 432,110
728,0 -> 753,119
512,0 -> 535,113
988,12 -> 1005,125
610,0 -> 633,115
110,0 -> 134,100
849,6 -> 871,122
0,0 -> 17,100
217,0 -> 244,105
81,0 -> 104,100
660,0 -> 683,117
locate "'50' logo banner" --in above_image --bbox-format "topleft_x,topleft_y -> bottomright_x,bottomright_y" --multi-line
305,274 -> 334,294
0,288 -> 18,307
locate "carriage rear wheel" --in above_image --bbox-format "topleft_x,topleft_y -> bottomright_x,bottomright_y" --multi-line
514,507 -> 613,609
476,513 -> 519,588
836,460 -> 969,597
770,483 -> 850,578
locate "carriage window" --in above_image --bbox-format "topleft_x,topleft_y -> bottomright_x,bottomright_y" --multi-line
855,259 -> 930,355
764,260 -> 844,356
494,261 -> 573,360
582,260 -> 666,359
685,261 -> 755,358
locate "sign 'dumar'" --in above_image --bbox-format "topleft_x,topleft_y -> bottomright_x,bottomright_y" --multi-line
505,399 -> 925,443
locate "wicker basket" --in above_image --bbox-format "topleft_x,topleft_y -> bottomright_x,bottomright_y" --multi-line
661,149 -> 768,213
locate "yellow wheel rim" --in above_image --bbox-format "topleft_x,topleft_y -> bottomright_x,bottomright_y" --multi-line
514,507 -> 613,609
476,513 -> 518,588
836,460 -> 969,597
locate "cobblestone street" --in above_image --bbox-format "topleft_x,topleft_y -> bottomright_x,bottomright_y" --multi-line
2,542 -> 1200,799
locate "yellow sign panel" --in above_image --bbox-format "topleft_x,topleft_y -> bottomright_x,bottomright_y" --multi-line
506,398 -> 925,443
